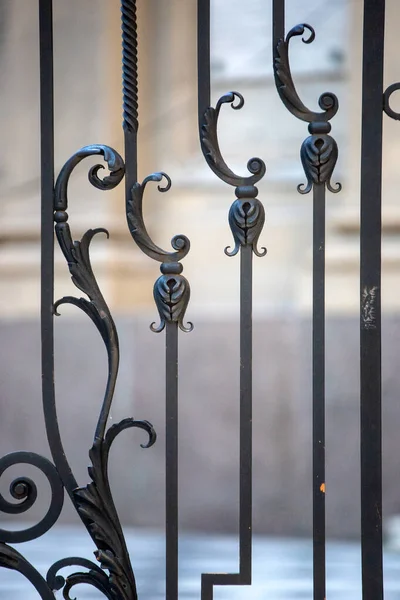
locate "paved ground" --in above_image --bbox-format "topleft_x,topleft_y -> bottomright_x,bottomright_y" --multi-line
1,526 -> 400,599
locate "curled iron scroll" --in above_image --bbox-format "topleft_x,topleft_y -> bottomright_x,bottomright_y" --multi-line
0,451 -> 64,544
127,171 -> 193,332
274,24 -> 339,123
200,91 -> 266,187
127,172 -> 190,263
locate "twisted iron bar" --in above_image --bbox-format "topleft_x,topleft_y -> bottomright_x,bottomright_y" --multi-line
121,0 -> 138,133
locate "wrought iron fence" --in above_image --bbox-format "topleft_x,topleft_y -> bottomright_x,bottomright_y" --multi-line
0,0 -> 394,599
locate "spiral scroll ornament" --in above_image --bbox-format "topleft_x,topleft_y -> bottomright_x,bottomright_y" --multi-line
0,452 -> 64,544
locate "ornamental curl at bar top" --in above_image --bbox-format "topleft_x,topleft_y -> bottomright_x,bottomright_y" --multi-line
127,171 -> 193,333
199,91 -> 267,256
200,91 -> 266,187
274,24 -> 339,123
274,23 -> 341,194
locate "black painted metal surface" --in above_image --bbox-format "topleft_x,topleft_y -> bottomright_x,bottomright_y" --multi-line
272,3 -> 341,598
0,1 -> 390,599
360,1 -> 385,598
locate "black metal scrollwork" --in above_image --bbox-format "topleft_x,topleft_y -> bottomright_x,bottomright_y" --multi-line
127,171 -> 192,332
200,91 -> 267,255
201,92 -> 266,187
274,24 -> 338,123
0,451 -> 64,544
51,145 -> 157,599
274,24 -> 341,195
0,544 -> 56,599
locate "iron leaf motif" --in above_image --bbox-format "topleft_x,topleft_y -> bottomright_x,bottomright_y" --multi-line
73,419 -> 156,600
298,134 -> 341,194
151,273 -> 193,333
225,198 -> 267,257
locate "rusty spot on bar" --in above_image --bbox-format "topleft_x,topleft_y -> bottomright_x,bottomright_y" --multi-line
320,483 -> 325,493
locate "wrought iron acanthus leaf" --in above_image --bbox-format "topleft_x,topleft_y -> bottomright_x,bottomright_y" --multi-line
50,144 -> 157,600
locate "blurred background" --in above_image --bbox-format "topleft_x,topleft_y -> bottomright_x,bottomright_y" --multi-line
1,0 -> 400,552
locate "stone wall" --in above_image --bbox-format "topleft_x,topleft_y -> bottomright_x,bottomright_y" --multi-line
0,314 -> 399,539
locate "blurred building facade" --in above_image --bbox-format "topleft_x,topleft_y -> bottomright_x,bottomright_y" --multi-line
1,0 -> 400,539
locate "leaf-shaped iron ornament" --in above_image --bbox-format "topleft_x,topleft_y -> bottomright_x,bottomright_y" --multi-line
51,144 -> 157,600
127,171 -> 192,332
298,128 -> 341,194
225,187 -> 267,257
199,92 -> 267,256
274,24 -> 341,195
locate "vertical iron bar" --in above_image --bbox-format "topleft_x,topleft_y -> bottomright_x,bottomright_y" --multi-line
166,321 -> 179,600
272,0 -> 284,53
198,2 -> 258,597
200,243 -> 253,600
313,183 -> 325,600
360,1 -> 385,598
239,243 -> 252,584
40,0 -> 77,494
197,0 -> 210,128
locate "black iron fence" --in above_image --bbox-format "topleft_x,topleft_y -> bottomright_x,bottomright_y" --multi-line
0,1 -> 394,599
